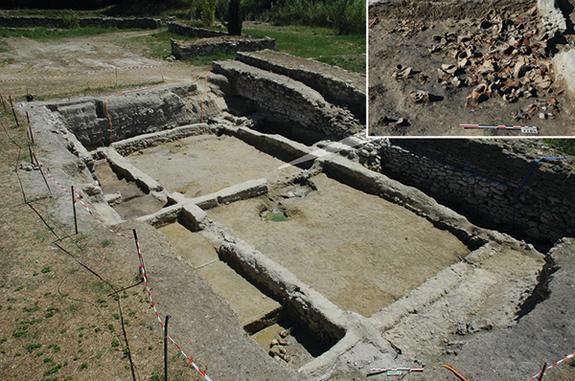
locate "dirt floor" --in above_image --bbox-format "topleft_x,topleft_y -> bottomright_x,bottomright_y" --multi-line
126,134 -> 295,197
208,173 -> 469,317
368,3 -> 575,136
0,30 -> 208,99
158,223 -> 280,328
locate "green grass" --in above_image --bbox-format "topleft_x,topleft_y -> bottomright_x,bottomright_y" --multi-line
127,30 -> 175,59
244,24 -> 365,73
544,140 -> 575,157
0,26 -> 141,41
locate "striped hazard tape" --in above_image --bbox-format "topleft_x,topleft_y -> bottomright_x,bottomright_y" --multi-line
528,352 -> 575,381
38,162 -> 214,379
133,230 -> 214,381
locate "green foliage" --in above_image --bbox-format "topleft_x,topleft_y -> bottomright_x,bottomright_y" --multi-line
545,139 -> 575,157
245,24 -> 365,72
200,0 -> 216,27
255,0 -> 365,35
0,26 -> 140,41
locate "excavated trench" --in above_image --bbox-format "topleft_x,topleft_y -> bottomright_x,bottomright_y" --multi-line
26,56 -> 558,376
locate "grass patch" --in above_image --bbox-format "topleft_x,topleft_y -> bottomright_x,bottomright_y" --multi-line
245,24 -> 365,73
0,26 -> 141,41
545,139 -> 575,157
127,30 -> 174,59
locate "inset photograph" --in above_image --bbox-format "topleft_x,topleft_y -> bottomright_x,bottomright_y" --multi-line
368,0 -> 575,136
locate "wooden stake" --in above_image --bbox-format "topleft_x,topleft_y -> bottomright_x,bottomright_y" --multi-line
71,186 -> 78,235
0,94 -> 7,112
26,111 -> 35,145
537,362 -> 547,381
164,315 -> 170,381
8,95 -> 20,128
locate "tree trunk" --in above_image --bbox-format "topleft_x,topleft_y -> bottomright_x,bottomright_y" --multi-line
228,0 -> 242,36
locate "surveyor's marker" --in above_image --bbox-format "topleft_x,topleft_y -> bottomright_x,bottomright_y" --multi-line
71,186 -> 78,235
367,367 -> 424,377
527,351 -> 575,381
461,123 -> 539,134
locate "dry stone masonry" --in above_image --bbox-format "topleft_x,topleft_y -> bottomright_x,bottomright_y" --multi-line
171,37 -> 275,59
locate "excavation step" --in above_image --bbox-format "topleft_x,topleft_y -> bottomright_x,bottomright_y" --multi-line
159,223 -> 281,327
94,160 -> 164,219
171,36 -> 275,59
212,60 -> 363,140
237,50 -> 366,123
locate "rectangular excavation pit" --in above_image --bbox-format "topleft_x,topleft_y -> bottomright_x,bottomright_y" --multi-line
93,159 -> 165,219
208,173 -> 471,317
158,222 -> 331,366
125,133 -> 300,198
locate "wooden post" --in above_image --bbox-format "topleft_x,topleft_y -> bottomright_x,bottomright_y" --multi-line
537,362 -> 547,381
8,95 -> 20,128
71,186 -> 78,235
164,315 -> 170,381
26,112 -> 35,145
0,94 -> 7,112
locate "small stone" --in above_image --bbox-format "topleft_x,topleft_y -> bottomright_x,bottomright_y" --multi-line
410,90 -> 430,104
395,118 -> 410,127
279,330 -> 290,338
270,339 -> 279,347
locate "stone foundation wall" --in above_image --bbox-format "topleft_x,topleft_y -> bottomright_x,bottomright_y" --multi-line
0,16 -> 161,29
213,60 -> 363,140
167,22 -> 227,38
379,140 -> 575,244
171,37 -> 275,59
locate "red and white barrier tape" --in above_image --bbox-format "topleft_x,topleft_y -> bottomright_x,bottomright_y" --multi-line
528,351 -> 575,381
367,367 -> 424,377
134,233 -> 214,381
38,162 -> 214,379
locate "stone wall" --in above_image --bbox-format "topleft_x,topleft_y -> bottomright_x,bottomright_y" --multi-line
237,51 -> 366,123
171,37 -> 275,59
213,60 -> 363,141
45,83 -> 224,149
0,16 -> 160,29
167,22 -> 227,38
379,139 -> 575,245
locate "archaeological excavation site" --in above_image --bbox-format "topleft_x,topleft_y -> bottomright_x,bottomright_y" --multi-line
6,44 -> 572,381
369,0 -> 575,136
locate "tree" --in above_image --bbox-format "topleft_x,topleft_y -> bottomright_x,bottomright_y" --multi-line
227,0 -> 242,35
200,0 -> 216,27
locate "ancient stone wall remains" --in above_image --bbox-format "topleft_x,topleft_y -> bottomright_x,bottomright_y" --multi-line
212,60 -> 363,140
0,16 -> 160,29
379,140 -> 575,244
167,22 -> 227,38
237,51 -> 366,123
171,37 -> 275,59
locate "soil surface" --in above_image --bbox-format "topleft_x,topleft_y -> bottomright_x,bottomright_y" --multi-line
127,134 -> 293,197
369,5 -> 575,136
208,173 -> 469,317
0,30 -> 208,98
158,223 -> 281,328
